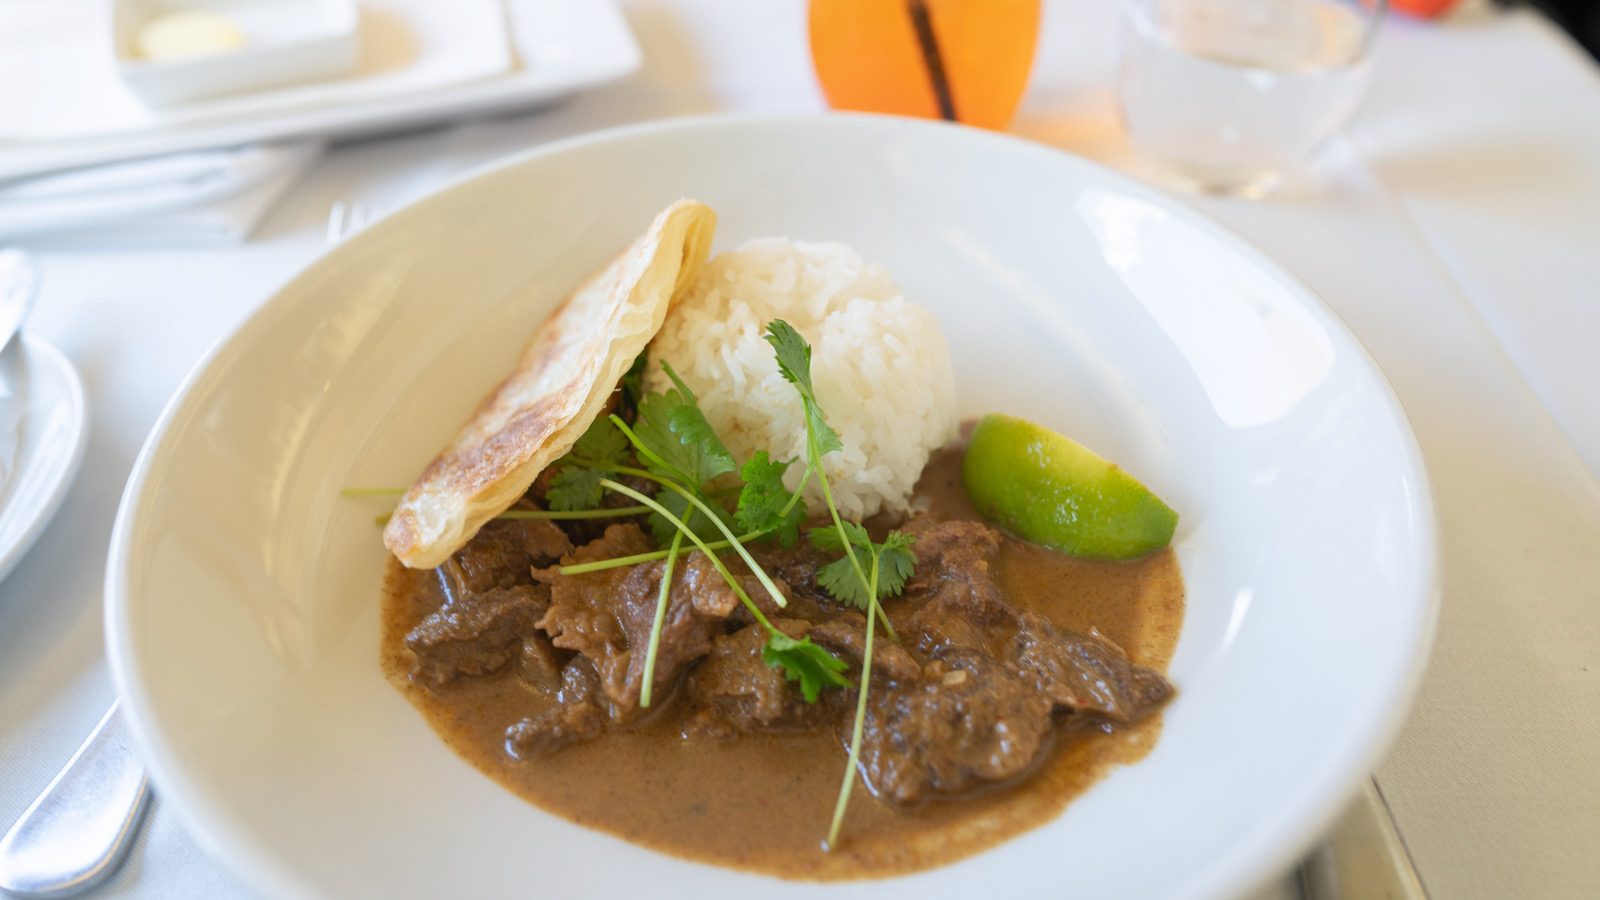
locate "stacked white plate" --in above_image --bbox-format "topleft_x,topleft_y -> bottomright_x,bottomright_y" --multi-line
0,0 -> 640,181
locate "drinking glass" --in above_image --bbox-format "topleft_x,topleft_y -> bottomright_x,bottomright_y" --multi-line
1114,0 -> 1385,195
810,0 -> 1040,130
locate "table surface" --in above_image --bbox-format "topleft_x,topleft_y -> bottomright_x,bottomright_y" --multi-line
2,2 -> 1597,898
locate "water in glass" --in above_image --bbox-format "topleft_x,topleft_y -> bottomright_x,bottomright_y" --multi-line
1115,0 -> 1380,195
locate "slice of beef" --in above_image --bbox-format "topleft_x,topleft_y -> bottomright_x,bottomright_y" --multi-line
505,658 -> 605,759
535,524 -> 777,724
747,541 -> 847,613
406,583 -> 551,687
684,620 -> 832,738
806,617 -> 922,684
444,517 -> 573,597
853,649 -> 1055,806
518,634 -> 564,690
902,516 -> 1000,567
900,519 -> 1014,656
1013,613 -> 1173,725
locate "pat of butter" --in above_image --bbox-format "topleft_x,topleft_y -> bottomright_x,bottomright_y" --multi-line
136,10 -> 247,62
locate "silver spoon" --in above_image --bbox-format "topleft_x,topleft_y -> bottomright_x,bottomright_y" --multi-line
0,703 -> 150,898
0,251 -> 151,897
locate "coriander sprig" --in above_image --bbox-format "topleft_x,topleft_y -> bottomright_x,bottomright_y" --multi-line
548,360 -> 848,707
764,322 -> 900,639
829,544 -> 883,850
639,530 -> 684,708
762,319 -> 918,851
599,478 -> 849,705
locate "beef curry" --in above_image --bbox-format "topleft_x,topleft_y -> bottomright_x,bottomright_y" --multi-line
379,440 -> 1183,878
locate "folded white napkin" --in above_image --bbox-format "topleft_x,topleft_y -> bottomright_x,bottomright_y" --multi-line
0,141 -> 323,247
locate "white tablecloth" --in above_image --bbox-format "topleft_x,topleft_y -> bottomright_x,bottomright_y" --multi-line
3,1 -> 1597,897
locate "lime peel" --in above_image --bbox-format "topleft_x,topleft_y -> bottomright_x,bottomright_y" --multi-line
961,413 -> 1177,560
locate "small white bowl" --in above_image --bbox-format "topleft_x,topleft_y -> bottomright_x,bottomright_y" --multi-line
111,0 -> 359,107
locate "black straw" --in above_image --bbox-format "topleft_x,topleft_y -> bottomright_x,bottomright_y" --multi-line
906,0 -> 958,121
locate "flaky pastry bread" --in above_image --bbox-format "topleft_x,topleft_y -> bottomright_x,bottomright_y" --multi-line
383,199 -> 717,568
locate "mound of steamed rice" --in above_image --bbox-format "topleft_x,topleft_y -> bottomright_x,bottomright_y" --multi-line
645,238 -> 958,520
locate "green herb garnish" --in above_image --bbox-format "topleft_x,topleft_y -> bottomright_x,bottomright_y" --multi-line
810,524 -> 917,608
763,319 -> 916,851
735,451 -> 807,547
763,631 -> 850,703
547,415 -> 633,511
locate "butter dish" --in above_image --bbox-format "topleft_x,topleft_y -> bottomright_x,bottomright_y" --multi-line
112,0 -> 359,106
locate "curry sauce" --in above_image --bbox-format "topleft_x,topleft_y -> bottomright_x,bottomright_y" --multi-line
380,446 -> 1184,879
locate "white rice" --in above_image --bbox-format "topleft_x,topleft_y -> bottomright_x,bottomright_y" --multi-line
645,238 -> 958,520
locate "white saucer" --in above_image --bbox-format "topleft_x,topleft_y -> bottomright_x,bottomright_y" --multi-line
0,333 -> 88,583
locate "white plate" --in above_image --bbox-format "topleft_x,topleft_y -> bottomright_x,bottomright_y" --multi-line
111,0 -> 362,108
0,334 -> 88,583
0,0 -> 638,181
105,115 -> 1438,900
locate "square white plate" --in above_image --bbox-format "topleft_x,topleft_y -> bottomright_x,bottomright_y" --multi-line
0,0 -> 638,181
112,0 -> 361,107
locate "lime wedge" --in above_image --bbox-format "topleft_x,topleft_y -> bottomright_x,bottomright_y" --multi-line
961,414 -> 1177,560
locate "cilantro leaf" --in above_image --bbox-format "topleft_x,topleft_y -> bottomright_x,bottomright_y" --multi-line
546,416 -> 631,511
629,366 -> 736,488
764,319 -> 814,393
735,451 -> 806,546
810,528 -> 918,609
764,321 -> 842,457
571,412 -> 630,465
648,488 -> 692,545
762,632 -> 850,703
660,362 -> 734,463
647,487 -> 734,546
815,555 -> 870,609
808,521 -> 869,555
875,531 -> 918,599
547,466 -> 606,511
611,372 -> 737,550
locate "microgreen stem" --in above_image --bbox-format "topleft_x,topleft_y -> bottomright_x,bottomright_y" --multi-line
607,416 -> 687,484
595,416 -> 789,610
651,478 -> 789,610
564,458 -> 739,503
811,436 -> 867,590
779,465 -> 813,518
557,531 -> 762,575
827,551 -> 882,851
598,479 -> 778,634
568,457 -> 656,481
639,530 -> 683,709
809,434 -> 897,641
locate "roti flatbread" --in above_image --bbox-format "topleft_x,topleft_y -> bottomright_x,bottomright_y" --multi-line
383,199 -> 717,568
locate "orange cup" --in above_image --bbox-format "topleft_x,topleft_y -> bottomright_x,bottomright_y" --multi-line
809,0 -> 1041,130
